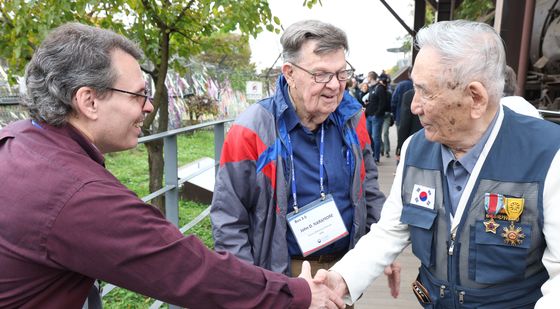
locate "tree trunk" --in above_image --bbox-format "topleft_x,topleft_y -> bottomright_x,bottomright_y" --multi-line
142,30 -> 171,214
145,139 -> 165,213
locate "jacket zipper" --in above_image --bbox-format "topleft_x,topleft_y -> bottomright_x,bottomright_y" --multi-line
448,232 -> 456,255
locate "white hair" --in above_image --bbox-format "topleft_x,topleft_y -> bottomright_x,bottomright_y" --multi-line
415,20 -> 506,103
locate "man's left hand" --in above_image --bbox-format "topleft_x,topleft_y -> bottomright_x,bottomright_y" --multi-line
384,262 -> 401,298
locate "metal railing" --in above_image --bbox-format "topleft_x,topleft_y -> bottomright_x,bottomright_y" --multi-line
100,119 -> 232,308
539,109 -> 560,124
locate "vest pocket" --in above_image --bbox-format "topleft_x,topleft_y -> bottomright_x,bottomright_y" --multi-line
401,204 -> 438,267
469,220 -> 532,284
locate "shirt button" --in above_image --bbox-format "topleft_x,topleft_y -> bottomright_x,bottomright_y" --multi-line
456,185 -> 462,191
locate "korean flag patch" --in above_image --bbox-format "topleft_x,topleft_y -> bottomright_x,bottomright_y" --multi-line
410,184 -> 435,209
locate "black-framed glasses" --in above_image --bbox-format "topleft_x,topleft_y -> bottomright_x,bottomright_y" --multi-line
289,61 -> 355,83
107,87 -> 153,107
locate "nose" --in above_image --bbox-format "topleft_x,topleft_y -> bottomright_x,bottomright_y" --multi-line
410,92 -> 423,115
325,75 -> 342,90
144,97 -> 155,113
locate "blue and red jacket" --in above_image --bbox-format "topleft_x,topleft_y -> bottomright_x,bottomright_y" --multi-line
210,75 -> 386,275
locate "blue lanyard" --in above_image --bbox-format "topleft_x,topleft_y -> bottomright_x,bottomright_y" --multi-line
31,119 -> 44,129
286,123 -> 326,213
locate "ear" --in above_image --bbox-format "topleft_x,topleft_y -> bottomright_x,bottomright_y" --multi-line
467,81 -> 489,119
73,86 -> 99,121
281,63 -> 295,86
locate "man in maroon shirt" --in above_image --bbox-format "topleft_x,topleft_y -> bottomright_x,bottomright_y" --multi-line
0,22 -> 344,309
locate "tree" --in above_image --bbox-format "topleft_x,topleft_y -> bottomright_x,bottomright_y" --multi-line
185,94 -> 218,122
196,32 -> 257,91
1,0 -> 281,213
422,0 -> 495,23
454,0 -> 495,22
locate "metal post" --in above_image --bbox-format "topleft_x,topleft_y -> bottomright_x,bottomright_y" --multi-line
163,135 -> 180,309
517,0 -> 536,97
214,122 -> 225,176
413,0 -> 426,65
163,135 -> 179,227
379,0 -> 416,36
437,0 -> 452,21
494,0 -> 505,33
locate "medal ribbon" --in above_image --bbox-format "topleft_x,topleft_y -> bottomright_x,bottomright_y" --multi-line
484,193 -> 504,218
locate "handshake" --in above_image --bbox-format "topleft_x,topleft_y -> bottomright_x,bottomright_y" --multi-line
298,261 -> 401,309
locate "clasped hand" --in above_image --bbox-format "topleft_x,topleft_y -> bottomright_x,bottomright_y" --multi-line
303,262 -> 402,308
298,261 -> 346,309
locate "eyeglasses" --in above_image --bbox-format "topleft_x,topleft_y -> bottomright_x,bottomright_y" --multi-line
107,87 -> 153,107
289,61 -> 355,83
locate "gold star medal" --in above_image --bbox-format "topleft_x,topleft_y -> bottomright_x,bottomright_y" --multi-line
502,222 -> 525,246
502,197 -> 526,245
483,218 -> 500,233
483,193 -> 504,234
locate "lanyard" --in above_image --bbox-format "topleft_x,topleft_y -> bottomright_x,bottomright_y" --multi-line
31,120 -> 44,129
286,123 -> 326,213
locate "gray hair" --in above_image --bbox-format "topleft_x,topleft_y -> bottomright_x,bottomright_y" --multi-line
23,22 -> 142,126
415,20 -> 506,103
280,20 -> 348,63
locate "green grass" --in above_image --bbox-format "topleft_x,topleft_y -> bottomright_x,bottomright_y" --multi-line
105,130 -> 215,198
105,146 -> 150,197
103,129 -> 215,308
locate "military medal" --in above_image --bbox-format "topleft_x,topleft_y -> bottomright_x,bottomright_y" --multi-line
502,223 -> 525,246
483,193 -> 504,233
483,218 -> 499,233
501,197 -> 525,245
504,197 -> 524,222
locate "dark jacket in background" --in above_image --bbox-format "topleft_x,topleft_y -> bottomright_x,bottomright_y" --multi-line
366,84 -> 389,117
396,89 -> 422,156
353,87 -> 366,107
391,80 -> 413,124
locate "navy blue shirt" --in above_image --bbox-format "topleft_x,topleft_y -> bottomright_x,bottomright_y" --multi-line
282,85 -> 354,256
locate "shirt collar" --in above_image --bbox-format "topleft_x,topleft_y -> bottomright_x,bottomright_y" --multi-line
441,109 -> 499,173
32,120 -> 106,166
281,83 -> 334,133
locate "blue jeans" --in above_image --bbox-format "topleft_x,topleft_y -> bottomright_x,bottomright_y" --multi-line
371,115 -> 384,162
381,113 -> 392,155
366,115 -> 374,145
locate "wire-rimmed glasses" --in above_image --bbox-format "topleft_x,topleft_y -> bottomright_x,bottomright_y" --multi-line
107,87 -> 153,107
289,61 -> 355,83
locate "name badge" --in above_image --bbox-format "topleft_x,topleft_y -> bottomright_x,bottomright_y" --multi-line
287,194 -> 349,256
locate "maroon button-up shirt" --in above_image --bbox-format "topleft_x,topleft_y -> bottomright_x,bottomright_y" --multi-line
0,120 -> 310,308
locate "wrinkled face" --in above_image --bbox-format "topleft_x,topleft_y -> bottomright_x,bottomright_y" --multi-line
94,49 -> 154,153
287,40 -> 347,120
410,47 -> 472,145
